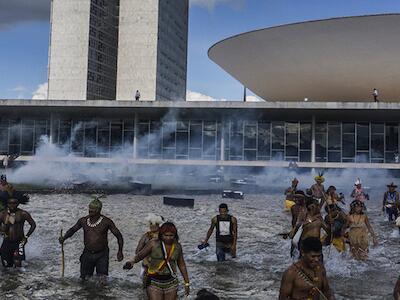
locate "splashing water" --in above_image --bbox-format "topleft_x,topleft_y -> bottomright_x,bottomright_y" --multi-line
0,191 -> 398,299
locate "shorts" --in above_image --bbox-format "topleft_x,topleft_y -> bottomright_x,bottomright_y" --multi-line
0,239 -> 25,267
79,247 -> 109,278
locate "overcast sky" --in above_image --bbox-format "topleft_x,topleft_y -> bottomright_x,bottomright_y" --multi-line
1,0 -> 400,100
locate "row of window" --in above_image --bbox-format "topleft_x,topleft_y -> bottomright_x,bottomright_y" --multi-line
1,119 -> 399,164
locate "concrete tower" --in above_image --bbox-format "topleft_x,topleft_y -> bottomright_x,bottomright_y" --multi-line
47,0 -> 188,101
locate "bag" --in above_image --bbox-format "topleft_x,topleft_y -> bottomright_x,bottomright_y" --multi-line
292,225 -> 303,247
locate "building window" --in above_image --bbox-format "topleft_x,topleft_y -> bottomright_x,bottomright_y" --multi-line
385,123 -> 399,163
315,122 -> 327,162
285,122 -> 299,161
257,122 -> 270,160
356,123 -> 370,162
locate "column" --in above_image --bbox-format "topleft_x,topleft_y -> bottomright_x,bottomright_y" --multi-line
220,118 -> 226,161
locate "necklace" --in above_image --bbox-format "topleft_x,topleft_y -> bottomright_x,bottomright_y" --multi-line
87,216 -> 103,228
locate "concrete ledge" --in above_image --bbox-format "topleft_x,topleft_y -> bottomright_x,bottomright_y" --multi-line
1,99 -> 400,110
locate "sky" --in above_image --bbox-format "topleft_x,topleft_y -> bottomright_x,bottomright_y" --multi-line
1,0 -> 400,101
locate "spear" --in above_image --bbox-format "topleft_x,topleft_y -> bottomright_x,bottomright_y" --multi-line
60,229 -> 65,278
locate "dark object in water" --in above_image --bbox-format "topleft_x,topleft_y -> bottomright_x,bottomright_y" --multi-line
222,190 -> 244,199
130,181 -> 152,195
196,289 -> 220,300
197,242 -> 210,250
163,196 -> 194,208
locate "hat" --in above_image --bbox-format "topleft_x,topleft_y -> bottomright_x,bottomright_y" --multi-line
387,182 -> 398,188
146,213 -> 164,225
89,198 -> 102,210
314,171 -> 325,183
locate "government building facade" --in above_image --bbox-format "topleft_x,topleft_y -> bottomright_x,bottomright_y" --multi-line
2,14 -> 400,170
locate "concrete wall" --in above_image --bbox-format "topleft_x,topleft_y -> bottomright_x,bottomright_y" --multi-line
48,0 -> 91,100
116,0 -> 159,101
156,0 -> 188,101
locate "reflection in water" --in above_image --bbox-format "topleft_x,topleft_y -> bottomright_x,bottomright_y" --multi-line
0,193 -> 398,299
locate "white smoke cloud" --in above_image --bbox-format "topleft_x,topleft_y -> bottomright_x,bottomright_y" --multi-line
186,89 -> 262,102
186,90 -> 216,101
32,82 -> 48,99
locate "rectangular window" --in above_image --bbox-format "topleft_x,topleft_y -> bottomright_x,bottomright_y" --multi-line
328,123 -> 341,151
371,123 -> 384,159
285,122 -> 299,158
230,121 -> 243,160
385,123 -> 399,163
176,131 -> 188,156
257,122 -> 270,159
189,122 -> 202,149
315,122 -> 327,162
356,123 -> 369,151
244,123 -> 257,150
272,122 -> 284,150
149,121 -> 162,158
0,127 -> 9,154
300,123 -> 311,150
203,130 -> 216,157
21,128 -> 34,154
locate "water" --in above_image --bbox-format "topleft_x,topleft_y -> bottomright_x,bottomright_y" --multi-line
0,193 -> 399,299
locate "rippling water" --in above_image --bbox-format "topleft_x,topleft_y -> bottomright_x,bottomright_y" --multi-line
0,192 -> 399,299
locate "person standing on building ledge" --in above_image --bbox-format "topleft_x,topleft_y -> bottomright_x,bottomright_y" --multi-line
200,203 -> 238,262
373,88 -> 379,102
135,90 -> 141,101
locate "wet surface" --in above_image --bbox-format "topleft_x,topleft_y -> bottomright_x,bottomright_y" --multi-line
0,192 -> 398,299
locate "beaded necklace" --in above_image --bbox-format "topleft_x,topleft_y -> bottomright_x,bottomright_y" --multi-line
87,216 -> 103,228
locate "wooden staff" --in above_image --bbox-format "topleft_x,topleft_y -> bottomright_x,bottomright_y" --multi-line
60,229 -> 65,277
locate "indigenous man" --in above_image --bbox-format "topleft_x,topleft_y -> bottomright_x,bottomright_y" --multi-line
290,199 -> 329,259
0,175 -> 29,211
394,276 -> 400,300
325,186 -> 345,206
308,173 -> 325,205
323,204 -> 347,253
350,178 -> 369,202
290,191 -> 307,229
201,203 -> 237,262
59,198 -> 124,282
279,237 -> 335,300
382,182 -> 400,222
0,198 -> 36,267
285,178 -> 299,211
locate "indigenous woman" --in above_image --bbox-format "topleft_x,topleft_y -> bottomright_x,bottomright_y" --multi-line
347,200 -> 377,260
124,222 -> 190,300
284,178 -> 299,211
135,214 -> 164,281
350,178 -> 369,202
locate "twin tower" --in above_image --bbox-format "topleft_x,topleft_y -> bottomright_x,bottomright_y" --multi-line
47,0 -> 189,101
